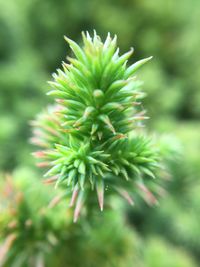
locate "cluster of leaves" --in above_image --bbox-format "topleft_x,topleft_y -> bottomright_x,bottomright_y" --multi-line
31,32 -> 167,221
128,124 -> 200,264
0,171 -> 140,267
0,0 -> 199,265
0,170 -> 197,267
1,0 -> 200,172
0,171 -> 68,267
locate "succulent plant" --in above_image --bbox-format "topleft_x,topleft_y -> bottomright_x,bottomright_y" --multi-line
31,31 -> 165,221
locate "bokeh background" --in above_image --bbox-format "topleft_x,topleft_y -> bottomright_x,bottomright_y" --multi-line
0,0 -> 200,266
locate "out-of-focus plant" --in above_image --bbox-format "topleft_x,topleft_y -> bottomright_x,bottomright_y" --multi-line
143,237 -> 197,267
0,169 -> 141,267
0,170 -> 68,267
128,124 -> 200,264
1,169 -> 197,267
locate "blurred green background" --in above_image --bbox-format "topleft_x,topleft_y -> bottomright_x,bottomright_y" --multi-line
0,0 -> 200,266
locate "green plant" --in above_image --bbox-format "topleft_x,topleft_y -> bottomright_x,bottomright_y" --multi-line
31,32 -> 167,222
0,169 -> 139,267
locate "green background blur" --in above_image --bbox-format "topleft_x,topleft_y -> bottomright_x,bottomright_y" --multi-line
0,0 -> 200,266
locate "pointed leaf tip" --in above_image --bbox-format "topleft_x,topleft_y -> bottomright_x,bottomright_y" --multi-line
116,187 -> 134,206
137,183 -> 158,206
79,174 -> 86,190
73,191 -> 84,223
64,35 -> 86,63
125,56 -> 153,78
78,161 -> 86,175
64,35 -> 71,43
48,195 -> 62,208
70,184 -> 79,207
96,180 -> 104,211
98,115 -> 116,134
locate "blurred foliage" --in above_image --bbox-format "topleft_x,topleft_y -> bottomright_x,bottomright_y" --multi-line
143,237 -> 197,267
0,0 -> 200,266
0,169 -> 140,267
0,169 -> 198,267
128,123 -> 200,265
